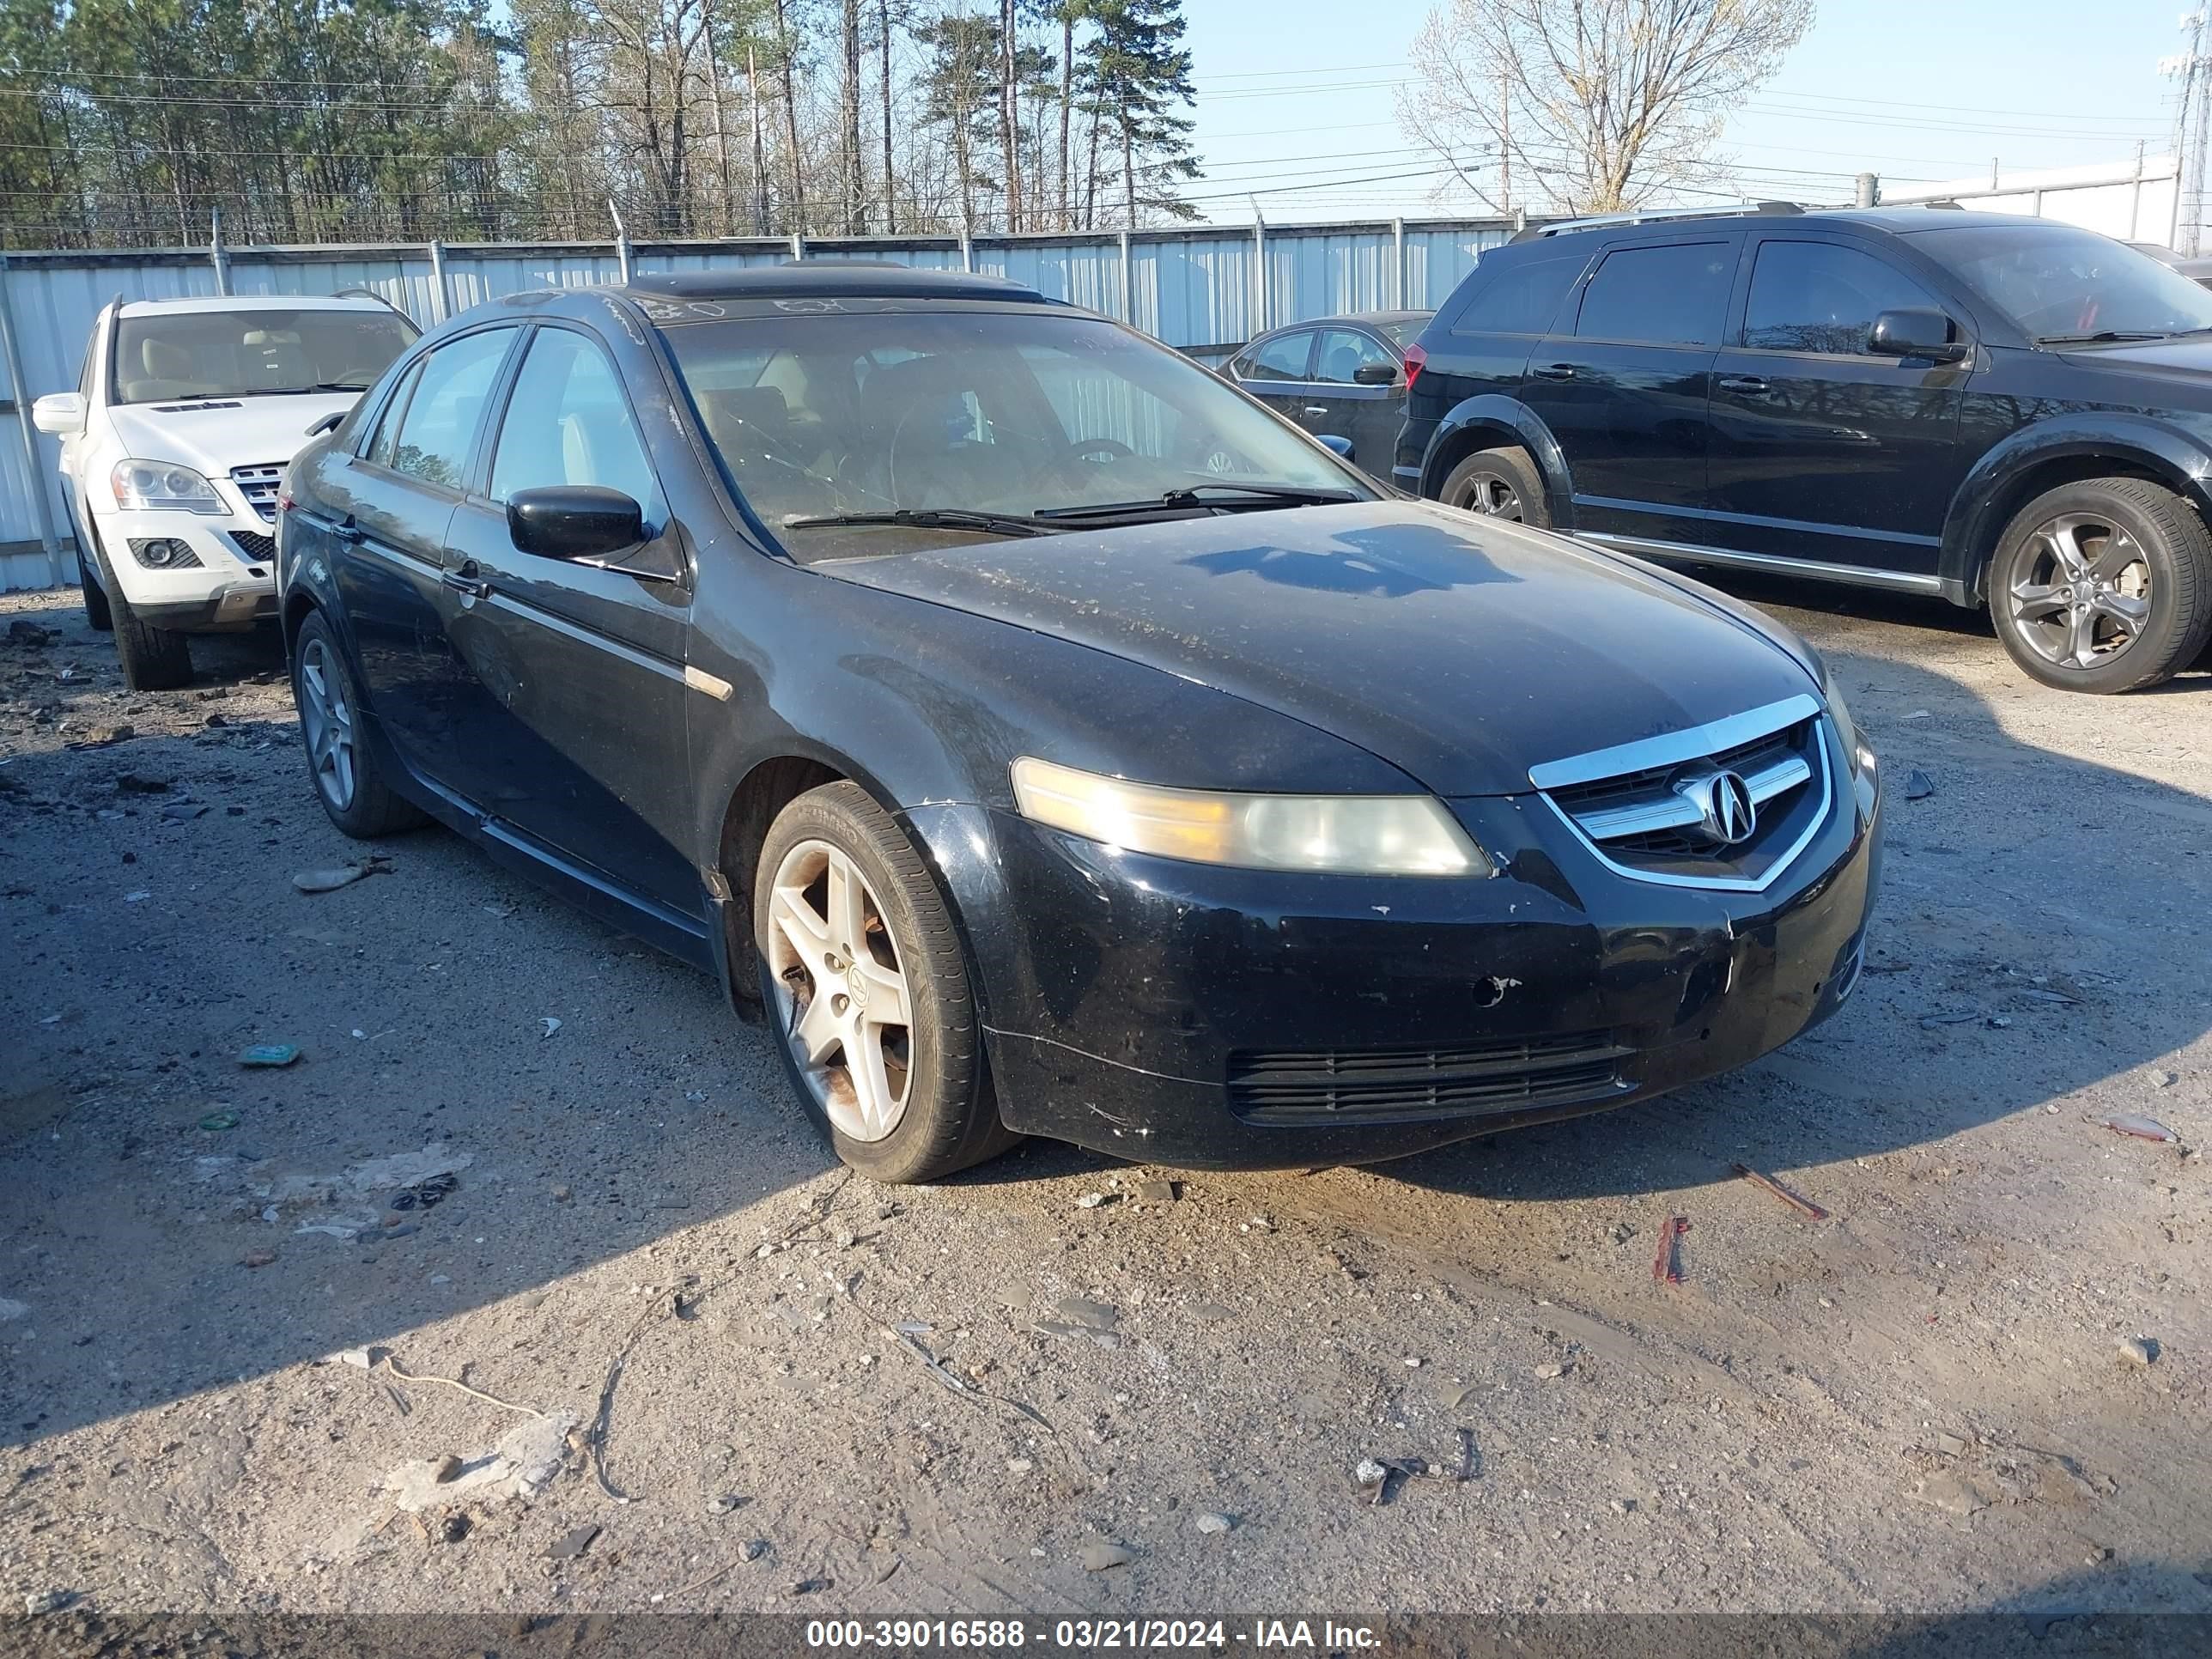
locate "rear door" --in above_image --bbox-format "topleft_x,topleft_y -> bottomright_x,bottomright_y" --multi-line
319,325 -> 518,779
431,323 -> 703,935
1230,328 -> 1322,431
1307,326 -> 1404,473
1516,234 -> 1742,541
1703,234 -> 1971,578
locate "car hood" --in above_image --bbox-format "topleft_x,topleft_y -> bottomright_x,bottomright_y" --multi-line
821,501 -> 1820,797
105,392 -> 362,475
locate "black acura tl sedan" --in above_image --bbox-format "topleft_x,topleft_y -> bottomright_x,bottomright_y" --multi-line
275,265 -> 1882,1182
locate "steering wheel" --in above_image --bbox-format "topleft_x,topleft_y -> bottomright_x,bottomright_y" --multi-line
1067,436 -> 1136,464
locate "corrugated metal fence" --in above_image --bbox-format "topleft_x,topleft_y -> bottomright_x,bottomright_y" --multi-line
0,216 -> 1516,591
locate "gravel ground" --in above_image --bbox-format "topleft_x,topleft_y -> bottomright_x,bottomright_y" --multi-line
1,577 -> 2207,1621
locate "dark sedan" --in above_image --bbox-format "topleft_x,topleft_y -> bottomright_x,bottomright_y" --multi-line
1226,309 -> 1430,474
276,266 -> 1881,1182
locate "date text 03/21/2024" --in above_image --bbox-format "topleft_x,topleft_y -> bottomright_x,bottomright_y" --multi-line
804,1620 -> 1384,1650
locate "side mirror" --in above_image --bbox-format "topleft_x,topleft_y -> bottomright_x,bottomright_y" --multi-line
1352,362 -> 1400,386
32,392 -> 86,435
507,485 -> 645,562
1316,433 -> 1355,459
1868,307 -> 1966,362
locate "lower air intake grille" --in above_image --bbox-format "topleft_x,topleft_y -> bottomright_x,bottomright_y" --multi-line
230,530 -> 276,563
1227,1031 -> 1626,1124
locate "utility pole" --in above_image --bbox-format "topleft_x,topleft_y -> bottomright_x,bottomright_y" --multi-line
750,46 -> 770,235
1499,65 -> 1511,215
2165,10 -> 2212,254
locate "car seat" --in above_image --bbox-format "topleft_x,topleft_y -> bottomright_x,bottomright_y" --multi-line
120,337 -> 217,403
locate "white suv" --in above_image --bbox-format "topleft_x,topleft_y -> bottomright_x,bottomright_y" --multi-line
33,295 -> 417,689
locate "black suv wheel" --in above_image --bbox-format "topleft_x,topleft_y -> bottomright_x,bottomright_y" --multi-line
1440,446 -> 1549,527
1989,478 -> 2212,693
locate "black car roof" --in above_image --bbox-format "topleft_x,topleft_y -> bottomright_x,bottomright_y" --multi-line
614,264 -> 1049,303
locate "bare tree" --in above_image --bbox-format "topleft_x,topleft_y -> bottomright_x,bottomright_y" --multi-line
1396,0 -> 1814,215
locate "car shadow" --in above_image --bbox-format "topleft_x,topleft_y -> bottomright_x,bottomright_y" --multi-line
1,578 -> 2207,1456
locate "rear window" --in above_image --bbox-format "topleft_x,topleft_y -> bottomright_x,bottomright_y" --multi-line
1454,252 -> 1585,336
1574,242 -> 1736,347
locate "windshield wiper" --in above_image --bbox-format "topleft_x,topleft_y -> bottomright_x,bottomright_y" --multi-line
779,507 -> 1050,538
1034,482 -> 1360,520
2033,330 -> 2167,345
313,380 -> 372,392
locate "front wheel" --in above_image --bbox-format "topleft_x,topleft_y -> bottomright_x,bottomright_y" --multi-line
1988,478 -> 2212,693
77,552 -> 113,632
1440,446 -> 1549,528
754,781 -> 1018,1182
109,586 -> 192,690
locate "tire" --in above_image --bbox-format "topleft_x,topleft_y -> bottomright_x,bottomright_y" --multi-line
290,610 -> 423,836
109,581 -> 193,691
1440,445 -> 1550,528
754,781 -> 1018,1182
1987,478 -> 2212,694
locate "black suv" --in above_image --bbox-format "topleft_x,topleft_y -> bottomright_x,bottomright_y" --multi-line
1397,205 -> 2212,693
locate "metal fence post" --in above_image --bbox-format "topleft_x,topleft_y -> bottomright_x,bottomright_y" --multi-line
1118,229 -> 1133,325
428,240 -> 452,324
960,229 -> 974,272
1854,173 -> 1878,210
608,200 -> 633,284
210,208 -> 232,295
1250,204 -> 1267,335
790,230 -> 805,262
1391,216 -> 1405,310
0,254 -> 66,587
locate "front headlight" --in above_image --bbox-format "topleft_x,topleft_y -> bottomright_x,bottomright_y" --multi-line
1011,757 -> 1493,878
1822,673 -> 1875,778
111,459 -> 224,515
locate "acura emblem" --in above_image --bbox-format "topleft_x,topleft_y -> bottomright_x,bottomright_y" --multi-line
1675,768 -> 1759,846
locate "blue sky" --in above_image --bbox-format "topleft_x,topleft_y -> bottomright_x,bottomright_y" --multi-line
1175,0 -> 2182,223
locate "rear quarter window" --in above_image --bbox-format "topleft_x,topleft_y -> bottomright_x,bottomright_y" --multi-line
1450,250 -> 1589,337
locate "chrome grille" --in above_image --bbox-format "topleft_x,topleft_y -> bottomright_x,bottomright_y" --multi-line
1530,694 -> 1832,891
229,463 -> 284,525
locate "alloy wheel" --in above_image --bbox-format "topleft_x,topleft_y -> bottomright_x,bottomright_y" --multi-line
2006,511 -> 2153,671
297,638 -> 357,811
1460,471 -> 1524,519
765,838 -> 915,1143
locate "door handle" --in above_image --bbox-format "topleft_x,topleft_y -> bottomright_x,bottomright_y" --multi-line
1531,363 -> 1576,381
1302,405 -> 1330,417
330,516 -> 362,545
441,560 -> 490,601
1717,374 -> 1771,395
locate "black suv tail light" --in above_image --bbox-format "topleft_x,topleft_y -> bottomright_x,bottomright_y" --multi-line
1402,341 -> 1425,392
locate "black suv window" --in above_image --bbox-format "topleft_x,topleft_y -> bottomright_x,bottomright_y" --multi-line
1455,251 -> 1584,336
1743,240 -> 1940,356
1575,242 -> 1735,347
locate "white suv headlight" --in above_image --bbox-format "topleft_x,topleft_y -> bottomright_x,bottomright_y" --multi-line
1012,757 -> 1493,878
112,459 -> 224,515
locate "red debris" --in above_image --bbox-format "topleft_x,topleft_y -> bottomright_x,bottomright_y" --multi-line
1652,1216 -> 1691,1285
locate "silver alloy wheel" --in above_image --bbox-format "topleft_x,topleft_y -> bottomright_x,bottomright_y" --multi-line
2007,511 -> 2153,670
1460,471 -> 1524,519
765,838 -> 915,1143
297,637 -> 357,811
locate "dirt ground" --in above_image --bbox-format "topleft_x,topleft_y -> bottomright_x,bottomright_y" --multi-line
1,572 -> 2208,1624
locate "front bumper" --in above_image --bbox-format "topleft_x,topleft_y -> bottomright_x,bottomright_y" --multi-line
908,750 -> 1881,1170
89,504 -> 279,631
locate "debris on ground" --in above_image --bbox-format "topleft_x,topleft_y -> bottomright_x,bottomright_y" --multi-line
7,619 -> 56,647
2106,1114 -> 2179,1143
1137,1179 -> 1178,1203
1036,1296 -> 1120,1347
1652,1216 -> 1691,1285
330,1346 -> 391,1371
238,1043 -> 301,1068
1074,1190 -> 1109,1209
1904,769 -> 1935,800
430,1453 -> 464,1484
384,1408 -> 576,1512
390,1170 -> 459,1211
293,858 -> 391,894
2117,1336 -> 2158,1367
1914,1469 -> 1992,1517
1079,1542 -> 1133,1572
708,1494 -> 744,1516
66,724 -> 134,750
1534,1361 -> 1571,1380
1354,1458 -> 1389,1504
1731,1161 -> 1830,1220
198,1111 -> 240,1132
1194,1511 -> 1234,1534
546,1523 -> 601,1561
22,1590 -> 70,1616
240,1250 -> 276,1268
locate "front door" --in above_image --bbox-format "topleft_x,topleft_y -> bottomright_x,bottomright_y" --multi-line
1231,328 -> 1322,434
1702,235 -> 1971,577
1307,326 -> 1406,475
319,325 -> 517,778
430,324 -> 702,933
1515,234 -> 1742,542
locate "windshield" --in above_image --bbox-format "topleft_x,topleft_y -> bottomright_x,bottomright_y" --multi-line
1912,225 -> 2212,342
111,307 -> 418,405
656,307 -> 1368,557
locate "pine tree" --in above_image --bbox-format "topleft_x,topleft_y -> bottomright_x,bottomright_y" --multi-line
1078,0 -> 1194,228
